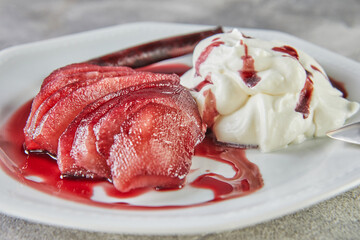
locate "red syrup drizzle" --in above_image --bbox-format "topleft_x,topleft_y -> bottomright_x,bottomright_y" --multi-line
191,38 -> 224,92
272,45 -> 314,118
241,33 -> 253,39
239,43 -> 261,88
272,45 -> 299,60
0,63 -> 263,210
195,40 -> 224,76
193,74 -> 213,92
310,64 -> 322,73
295,70 -> 314,119
310,64 -> 348,98
329,77 -> 348,98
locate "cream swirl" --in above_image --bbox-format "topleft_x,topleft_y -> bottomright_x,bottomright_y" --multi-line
181,29 -> 359,152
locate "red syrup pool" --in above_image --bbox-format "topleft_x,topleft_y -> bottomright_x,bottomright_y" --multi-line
0,63 -> 264,210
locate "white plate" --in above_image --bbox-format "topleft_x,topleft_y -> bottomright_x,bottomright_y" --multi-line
0,22 -> 359,235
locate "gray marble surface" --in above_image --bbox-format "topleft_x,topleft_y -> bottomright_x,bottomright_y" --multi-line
1,0 -> 360,239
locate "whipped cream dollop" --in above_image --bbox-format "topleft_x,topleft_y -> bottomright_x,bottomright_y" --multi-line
181,29 -> 359,152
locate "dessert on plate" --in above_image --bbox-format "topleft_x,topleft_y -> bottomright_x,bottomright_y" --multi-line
20,27 -> 359,195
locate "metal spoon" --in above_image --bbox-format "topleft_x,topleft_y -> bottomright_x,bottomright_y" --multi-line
326,122 -> 360,145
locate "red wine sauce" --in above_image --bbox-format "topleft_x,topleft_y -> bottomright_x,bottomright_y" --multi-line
272,45 -> 299,60
193,74 -> 213,92
329,77 -> 348,98
295,76 -> 314,119
195,40 -> 224,76
239,43 -> 261,88
271,45 -> 315,118
310,64 -> 348,98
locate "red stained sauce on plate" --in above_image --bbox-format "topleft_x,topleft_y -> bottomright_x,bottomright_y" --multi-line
0,63 -> 264,209
191,136 -> 263,201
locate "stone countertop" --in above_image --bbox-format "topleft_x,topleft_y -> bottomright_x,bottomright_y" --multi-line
0,0 -> 359,239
